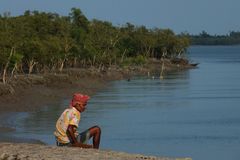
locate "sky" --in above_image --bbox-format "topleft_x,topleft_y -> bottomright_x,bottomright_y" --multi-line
0,0 -> 239,35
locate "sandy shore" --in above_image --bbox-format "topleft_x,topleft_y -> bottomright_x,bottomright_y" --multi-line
0,143 -> 192,160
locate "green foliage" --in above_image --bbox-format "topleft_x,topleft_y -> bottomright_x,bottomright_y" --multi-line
0,8 -> 190,80
121,55 -> 147,66
9,52 -> 23,68
133,55 -> 147,65
190,30 -> 240,45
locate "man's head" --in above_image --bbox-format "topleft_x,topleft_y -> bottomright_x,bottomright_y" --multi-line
71,93 -> 90,112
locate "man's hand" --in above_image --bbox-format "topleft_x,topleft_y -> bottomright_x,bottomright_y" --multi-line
67,125 -> 93,148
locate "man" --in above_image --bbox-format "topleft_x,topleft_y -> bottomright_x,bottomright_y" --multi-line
54,93 -> 101,149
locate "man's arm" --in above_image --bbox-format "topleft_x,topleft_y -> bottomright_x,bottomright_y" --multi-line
67,125 -> 93,148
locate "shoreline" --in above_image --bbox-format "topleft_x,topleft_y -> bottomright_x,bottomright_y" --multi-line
0,60 -> 196,160
0,143 -> 192,160
0,67 -> 124,113
0,59 -> 196,113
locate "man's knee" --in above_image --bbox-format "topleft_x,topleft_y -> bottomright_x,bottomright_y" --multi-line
94,125 -> 101,133
91,125 -> 101,134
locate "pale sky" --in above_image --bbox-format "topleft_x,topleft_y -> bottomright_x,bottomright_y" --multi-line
0,0 -> 239,35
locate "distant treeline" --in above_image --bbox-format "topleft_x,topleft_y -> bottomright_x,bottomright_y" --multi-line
0,8 -> 190,84
190,31 -> 240,45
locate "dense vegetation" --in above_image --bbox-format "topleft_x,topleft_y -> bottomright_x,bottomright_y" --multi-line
190,31 -> 240,45
0,8 -> 190,84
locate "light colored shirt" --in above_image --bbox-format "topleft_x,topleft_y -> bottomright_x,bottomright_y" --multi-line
54,107 -> 80,143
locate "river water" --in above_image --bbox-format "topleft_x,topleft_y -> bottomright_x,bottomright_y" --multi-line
1,46 -> 240,160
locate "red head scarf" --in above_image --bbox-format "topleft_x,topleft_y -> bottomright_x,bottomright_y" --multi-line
70,93 -> 90,107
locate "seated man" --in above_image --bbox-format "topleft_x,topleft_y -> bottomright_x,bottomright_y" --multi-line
54,93 -> 101,149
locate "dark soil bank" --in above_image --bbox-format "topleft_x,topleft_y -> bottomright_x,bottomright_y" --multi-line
0,60 -> 196,113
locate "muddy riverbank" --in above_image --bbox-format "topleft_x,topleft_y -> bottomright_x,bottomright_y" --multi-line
0,59 -> 195,113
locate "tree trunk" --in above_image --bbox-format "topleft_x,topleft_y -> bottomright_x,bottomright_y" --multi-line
59,59 -> 65,72
28,59 -> 37,75
160,51 -> 167,80
73,57 -> 77,67
146,46 -> 151,57
121,49 -> 127,63
2,47 -> 14,84
10,63 -> 18,79
108,57 -> 112,67
160,59 -> 165,80
177,50 -> 183,57
93,55 -> 96,66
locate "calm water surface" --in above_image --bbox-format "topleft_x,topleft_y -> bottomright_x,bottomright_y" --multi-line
1,46 -> 240,160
